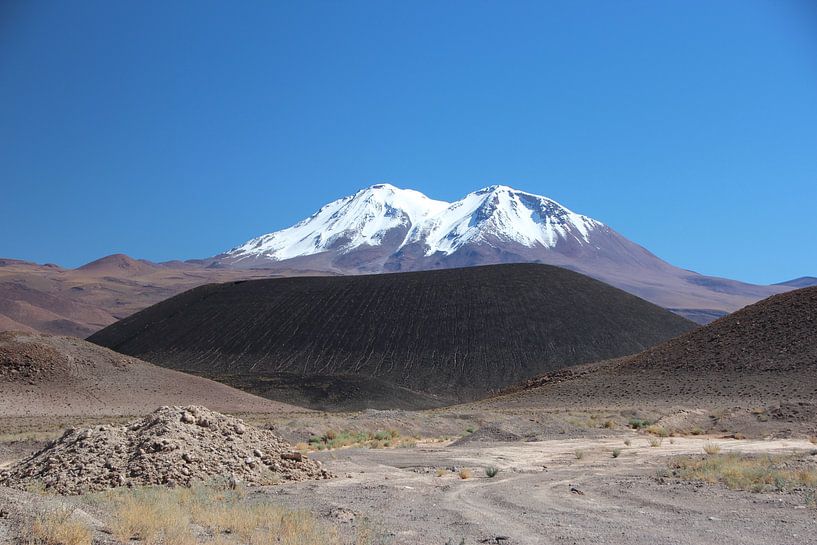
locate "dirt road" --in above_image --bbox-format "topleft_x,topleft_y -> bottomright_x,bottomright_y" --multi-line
269,435 -> 817,545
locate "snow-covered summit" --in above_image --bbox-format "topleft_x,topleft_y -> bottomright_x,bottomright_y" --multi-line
410,185 -> 602,255
225,184 -> 604,262
226,184 -> 448,262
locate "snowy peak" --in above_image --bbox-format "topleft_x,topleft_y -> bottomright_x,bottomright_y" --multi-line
225,184 -> 604,262
414,186 -> 602,255
227,183 -> 448,262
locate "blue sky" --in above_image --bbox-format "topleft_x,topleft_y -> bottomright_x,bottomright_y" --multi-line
1,1 -> 815,284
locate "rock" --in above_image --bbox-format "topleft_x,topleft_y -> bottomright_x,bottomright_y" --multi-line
328,507 -> 357,523
281,452 -> 303,462
181,412 -> 195,424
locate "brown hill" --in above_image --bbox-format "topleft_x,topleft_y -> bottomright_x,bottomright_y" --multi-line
0,331 -> 302,417
489,286 -> 817,410
75,253 -> 160,276
89,264 -> 696,409
0,256 -> 322,337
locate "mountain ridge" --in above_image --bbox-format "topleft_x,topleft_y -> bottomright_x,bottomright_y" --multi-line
211,184 -> 794,323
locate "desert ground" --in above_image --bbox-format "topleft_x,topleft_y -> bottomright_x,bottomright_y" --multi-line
1,404 -> 816,545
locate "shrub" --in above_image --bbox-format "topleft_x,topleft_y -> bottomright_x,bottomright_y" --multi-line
28,508 -> 92,545
103,483 -> 352,545
603,420 -> 616,429
623,439 -> 632,446
649,437 -> 662,448
611,448 -> 622,458
435,468 -> 446,477
646,425 -> 669,437
485,466 -> 499,478
690,427 -> 704,436
810,436 -> 817,445
703,443 -> 721,455
628,418 -> 651,429
574,449 -> 585,460
458,468 -> 472,480
669,452 -> 817,493
465,426 -> 475,434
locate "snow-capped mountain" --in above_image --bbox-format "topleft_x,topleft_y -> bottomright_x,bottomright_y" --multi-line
226,184 -> 448,262
225,184 -> 606,264
215,183 -> 790,323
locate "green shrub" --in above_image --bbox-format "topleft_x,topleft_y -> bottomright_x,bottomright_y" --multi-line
628,418 -> 651,429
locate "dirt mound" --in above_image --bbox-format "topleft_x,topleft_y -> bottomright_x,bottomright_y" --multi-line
0,331 -> 301,416
89,263 -> 695,408
0,406 -> 331,495
489,286 -> 817,411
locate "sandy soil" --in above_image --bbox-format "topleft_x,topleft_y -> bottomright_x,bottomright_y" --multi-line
3,430 -> 814,544
283,435 -> 817,544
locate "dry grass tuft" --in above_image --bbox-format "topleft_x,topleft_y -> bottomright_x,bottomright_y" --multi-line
574,449 -> 585,460
27,508 -> 92,545
648,437 -> 663,448
809,436 -> 817,445
307,428 -> 408,451
669,452 -> 817,493
97,482 -> 353,545
458,468 -> 472,480
435,468 -> 446,478
703,443 -> 722,456
645,425 -> 669,437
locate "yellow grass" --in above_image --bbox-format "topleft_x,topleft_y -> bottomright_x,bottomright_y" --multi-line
96,483 -> 355,545
703,442 -> 722,455
458,468 -> 472,480
28,508 -> 92,545
645,424 -> 669,437
670,452 -> 817,492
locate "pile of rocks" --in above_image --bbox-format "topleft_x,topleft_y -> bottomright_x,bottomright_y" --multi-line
0,406 -> 331,495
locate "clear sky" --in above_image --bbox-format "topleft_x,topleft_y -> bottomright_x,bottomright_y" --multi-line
1,1 -> 816,284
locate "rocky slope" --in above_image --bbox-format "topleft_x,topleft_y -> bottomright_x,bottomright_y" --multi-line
0,331 -> 301,416
490,286 -> 817,411
214,184 -> 795,323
